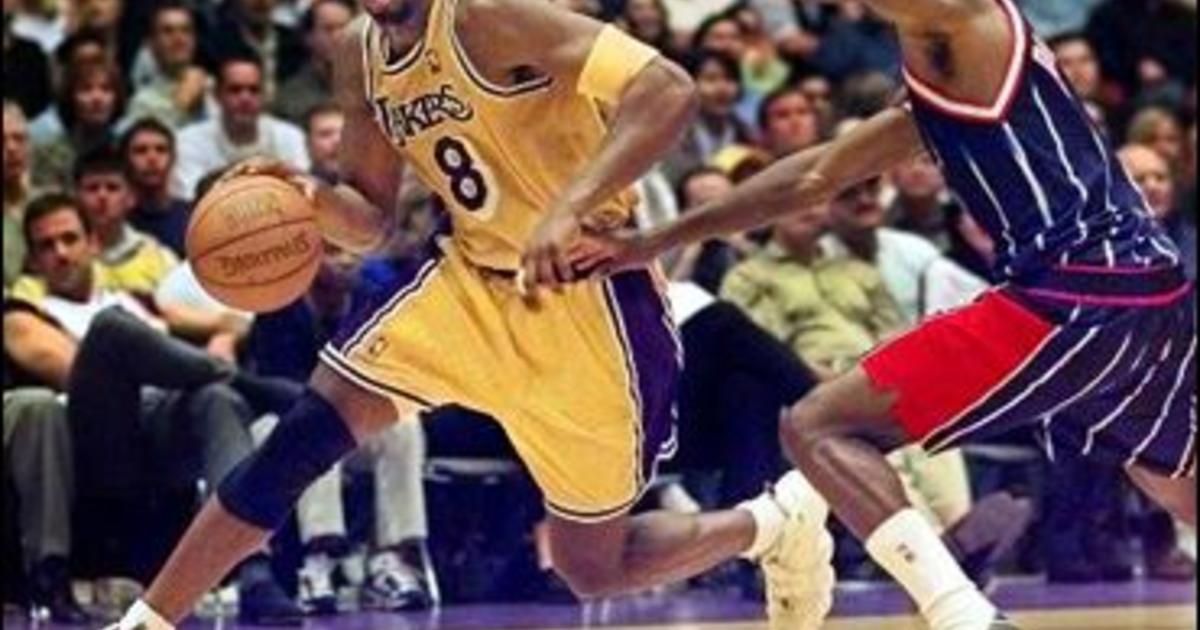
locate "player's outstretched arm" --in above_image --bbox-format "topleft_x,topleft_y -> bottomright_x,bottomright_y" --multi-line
311,16 -> 405,254
591,106 -> 924,274
498,0 -> 697,286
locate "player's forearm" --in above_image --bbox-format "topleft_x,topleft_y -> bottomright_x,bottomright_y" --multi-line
313,181 -> 397,254
643,145 -> 831,253
558,61 -> 697,217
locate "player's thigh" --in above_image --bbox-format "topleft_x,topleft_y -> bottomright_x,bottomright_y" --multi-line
310,362 -> 417,442
1127,464 -> 1196,527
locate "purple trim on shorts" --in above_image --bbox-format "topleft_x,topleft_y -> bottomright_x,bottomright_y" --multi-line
604,270 -> 682,487
332,250 -> 444,354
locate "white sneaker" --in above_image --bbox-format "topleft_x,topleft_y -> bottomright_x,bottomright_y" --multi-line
297,553 -> 339,615
758,471 -> 836,630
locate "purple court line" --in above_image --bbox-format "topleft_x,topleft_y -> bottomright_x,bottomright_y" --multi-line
4,580 -> 1195,630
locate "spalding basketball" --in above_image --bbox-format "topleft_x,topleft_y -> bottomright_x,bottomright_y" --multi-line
186,175 -> 322,313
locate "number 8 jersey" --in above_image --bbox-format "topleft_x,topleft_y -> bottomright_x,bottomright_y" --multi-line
360,0 -> 638,271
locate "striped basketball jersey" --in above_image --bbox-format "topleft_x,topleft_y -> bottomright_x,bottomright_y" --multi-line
360,0 -> 637,271
902,0 -> 1182,283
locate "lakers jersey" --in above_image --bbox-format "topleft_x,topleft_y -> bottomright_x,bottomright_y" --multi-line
361,0 -> 637,271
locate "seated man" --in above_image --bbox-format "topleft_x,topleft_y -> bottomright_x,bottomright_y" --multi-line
1,387 -> 87,623
3,193 -> 302,625
721,208 -> 1030,585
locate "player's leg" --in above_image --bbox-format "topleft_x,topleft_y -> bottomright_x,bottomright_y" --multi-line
110,363 -> 403,629
782,368 -> 1003,629
1127,465 -> 1196,527
545,509 -> 755,597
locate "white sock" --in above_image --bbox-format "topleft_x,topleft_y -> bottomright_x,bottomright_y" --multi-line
865,509 -> 996,630
116,599 -> 175,630
736,492 -> 786,559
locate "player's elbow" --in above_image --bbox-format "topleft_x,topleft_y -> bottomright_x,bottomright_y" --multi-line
644,59 -> 698,131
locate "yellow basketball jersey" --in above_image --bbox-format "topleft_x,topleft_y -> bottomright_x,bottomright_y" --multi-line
361,0 -> 637,271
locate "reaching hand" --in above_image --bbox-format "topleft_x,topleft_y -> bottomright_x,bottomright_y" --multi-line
214,157 -> 318,203
576,228 -> 664,278
520,208 -> 585,290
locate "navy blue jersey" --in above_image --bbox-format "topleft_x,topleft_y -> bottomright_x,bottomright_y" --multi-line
903,0 -> 1181,282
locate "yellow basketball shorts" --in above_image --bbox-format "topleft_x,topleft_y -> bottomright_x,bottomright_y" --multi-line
318,239 -> 682,522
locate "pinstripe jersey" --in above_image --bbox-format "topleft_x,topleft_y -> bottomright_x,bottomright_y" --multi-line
902,0 -> 1182,283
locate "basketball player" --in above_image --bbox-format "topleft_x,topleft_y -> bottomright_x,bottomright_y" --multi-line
107,1 -> 835,628
570,0 -> 1196,628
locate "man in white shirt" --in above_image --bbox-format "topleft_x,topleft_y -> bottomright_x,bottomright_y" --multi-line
173,53 -> 309,197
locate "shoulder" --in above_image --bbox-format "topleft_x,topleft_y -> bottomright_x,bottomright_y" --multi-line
176,120 -> 216,142
7,275 -> 48,308
264,115 -> 306,141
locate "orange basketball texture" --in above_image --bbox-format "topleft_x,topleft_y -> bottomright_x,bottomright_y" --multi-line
186,175 -> 322,313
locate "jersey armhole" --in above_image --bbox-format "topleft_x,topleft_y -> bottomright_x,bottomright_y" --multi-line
902,0 -> 1030,124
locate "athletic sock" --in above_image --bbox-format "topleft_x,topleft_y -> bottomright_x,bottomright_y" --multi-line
736,492 -> 786,559
115,599 -> 174,630
865,509 -> 997,630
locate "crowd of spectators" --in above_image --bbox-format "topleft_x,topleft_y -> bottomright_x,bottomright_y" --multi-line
2,0 -> 1196,625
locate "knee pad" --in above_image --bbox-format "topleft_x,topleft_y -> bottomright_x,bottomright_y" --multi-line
217,390 -> 356,530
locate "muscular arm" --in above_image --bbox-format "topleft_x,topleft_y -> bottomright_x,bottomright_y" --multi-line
484,0 -> 696,218
308,17 -> 404,254
642,106 -> 923,255
3,310 -> 76,391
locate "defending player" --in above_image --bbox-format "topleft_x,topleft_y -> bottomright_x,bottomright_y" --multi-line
568,0 -> 1195,628
107,1 -> 835,628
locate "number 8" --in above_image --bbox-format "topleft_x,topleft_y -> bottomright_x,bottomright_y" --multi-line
434,137 -> 490,212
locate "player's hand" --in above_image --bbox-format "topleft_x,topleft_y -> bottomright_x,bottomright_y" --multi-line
521,208 -> 584,290
579,227 -> 665,277
216,157 -> 318,202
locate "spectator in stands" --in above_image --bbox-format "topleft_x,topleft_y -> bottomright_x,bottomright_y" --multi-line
616,0 -> 677,58
204,0 -> 307,101
886,154 -> 958,254
3,5 -> 53,119
28,29 -> 112,144
1086,0 -> 1196,105
2,387 -> 88,623
1127,106 -> 1187,176
666,167 -> 755,292
796,73 -> 835,138
174,53 -> 309,197
822,174 -> 987,323
273,0 -> 355,125
7,0 -> 65,55
661,51 -> 752,183
304,103 -> 343,185
1048,32 -> 1104,104
120,118 -> 191,256
6,194 -> 303,624
74,148 -> 179,294
74,0 -> 125,65
4,101 -> 37,287
31,60 -> 125,190
124,2 -> 211,130
1118,143 -> 1196,279
758,86 -> 821,158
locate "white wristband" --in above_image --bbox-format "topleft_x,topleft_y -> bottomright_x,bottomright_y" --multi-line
118,599 -> 174,630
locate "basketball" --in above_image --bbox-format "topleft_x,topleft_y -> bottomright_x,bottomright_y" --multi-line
186,174 -> 322,313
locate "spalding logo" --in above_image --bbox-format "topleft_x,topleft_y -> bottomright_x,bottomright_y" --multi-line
220,192 -> 288,232
216,231 -> 313,279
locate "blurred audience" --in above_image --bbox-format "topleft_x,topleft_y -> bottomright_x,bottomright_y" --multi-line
173,53 -> 309,197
